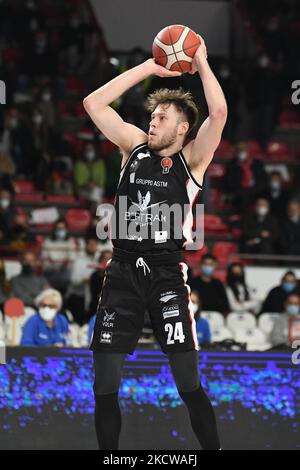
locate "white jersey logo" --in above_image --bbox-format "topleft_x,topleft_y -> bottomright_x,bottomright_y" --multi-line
130,191 -> 167,212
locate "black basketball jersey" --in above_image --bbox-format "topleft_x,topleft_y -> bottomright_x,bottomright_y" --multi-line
110,143 -> 203,253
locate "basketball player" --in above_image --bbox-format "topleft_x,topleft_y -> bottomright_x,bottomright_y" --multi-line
83,35 -> 227,450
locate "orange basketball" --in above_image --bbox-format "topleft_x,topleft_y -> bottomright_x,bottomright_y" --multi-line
152,24 -> 201,73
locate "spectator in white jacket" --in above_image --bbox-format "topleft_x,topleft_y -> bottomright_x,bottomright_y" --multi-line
226,262 -> 261,314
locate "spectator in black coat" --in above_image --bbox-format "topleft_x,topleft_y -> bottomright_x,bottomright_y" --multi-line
223,142 -> 268,212
280,200 -> 300,256
260,271 -> 300,314
260,171 -> 290,218
242,198 -> 280,254
0,189 -> 16,243
190,254 -> 229,315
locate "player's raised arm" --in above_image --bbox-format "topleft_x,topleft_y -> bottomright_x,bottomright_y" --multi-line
184,36 -> 227,174
83,59 -> 181,156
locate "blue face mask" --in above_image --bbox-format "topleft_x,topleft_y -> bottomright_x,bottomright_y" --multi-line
201,265 -> 215,277
286,304 -> 300,316
282,282 -> 296,293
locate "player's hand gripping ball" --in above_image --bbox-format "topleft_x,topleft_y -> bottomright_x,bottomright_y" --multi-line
152,24 -> 201,74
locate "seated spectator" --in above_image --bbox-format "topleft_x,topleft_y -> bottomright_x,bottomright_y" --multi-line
191,290 -> 211,345
226,262 -> 261,314
260,171 -> 290,218
261,271 -> 300,314
190,254 -> 229,315
242,198 -> 280,254
89,249 -> 113,316
0,108 -> 33,176
270,294 -> 300,347
65,236 -> 100,325
29,106 -> 62,190
0,189 -> 16,243
0,149 -> 16,195
74,142 -> 106,204
21,288 -> 69,347
11,251 -> 49,307
280,200 -> 300,256
9,213 -> 36,252
222,141 -> 268,212
0,259 -> 11,310
42,220 -> 82,293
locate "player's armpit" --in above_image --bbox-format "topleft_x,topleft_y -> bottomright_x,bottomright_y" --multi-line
185,109 -> 227,173
82,102 -> 147,155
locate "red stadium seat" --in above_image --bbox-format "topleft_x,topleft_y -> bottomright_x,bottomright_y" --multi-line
215,139 -> 234,160
14,180 -> 36,193
212,242 -> 239,263
279,110 -> 300,128
266,141 -> 293,161
65,209 -> 92,232
207,163 -> 225,180
46,195 -> 77,205
204,214 -> 229,234
184,245 -> 208,267
246,140 -> 265,158
65,76 -> 85,94
15,193 -> 44,203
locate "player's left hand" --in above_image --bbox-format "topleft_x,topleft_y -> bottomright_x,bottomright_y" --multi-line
189,35 -> 208,74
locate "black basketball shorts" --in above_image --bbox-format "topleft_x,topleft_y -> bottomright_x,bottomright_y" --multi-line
90,248 -> 199,355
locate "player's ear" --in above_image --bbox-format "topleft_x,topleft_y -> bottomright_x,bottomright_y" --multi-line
178,120 -> 189,135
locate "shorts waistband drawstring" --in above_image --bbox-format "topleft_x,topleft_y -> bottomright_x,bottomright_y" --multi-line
136,257 -> 151,276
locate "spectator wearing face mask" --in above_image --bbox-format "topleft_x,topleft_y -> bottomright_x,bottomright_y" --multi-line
0,108 -> 32,176
38,86 -> 57,128
260,271 -> 300,314
246,51 -> 283,148
242,198 -> 280,254
226,263 -> 261,315
11,251 -> 49,307
191,290 -> 211,346
280,200 -> 300,256
42,220 -> 82,293
0,189 -> 16,243
270,294 -> 300,347
74,142 -> 107,204
21,288 -> 69,347
190,254 -> 229,315
223,142 -> 268,212
29,107 -> 61,189
260,171 -> 290,218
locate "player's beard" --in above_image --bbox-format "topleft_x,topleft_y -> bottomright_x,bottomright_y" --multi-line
148,127 -> 178,152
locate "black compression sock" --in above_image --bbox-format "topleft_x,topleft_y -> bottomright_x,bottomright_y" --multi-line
179,385 -> 221,450
94,392 -> 121,450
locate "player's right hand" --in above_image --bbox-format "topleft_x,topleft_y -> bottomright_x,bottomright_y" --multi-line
145,58 -> 182,78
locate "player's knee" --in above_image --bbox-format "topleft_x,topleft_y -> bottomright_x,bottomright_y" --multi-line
168,350 -> 201,393
93,378 -> 120,396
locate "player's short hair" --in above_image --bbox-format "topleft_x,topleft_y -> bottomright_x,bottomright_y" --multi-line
146,88 -> 199,136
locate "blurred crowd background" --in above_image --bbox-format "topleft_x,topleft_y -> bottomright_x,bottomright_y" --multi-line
0,0 -> 300,351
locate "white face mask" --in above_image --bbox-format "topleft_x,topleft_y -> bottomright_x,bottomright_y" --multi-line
238,151 -> 248,161
191,302 -> 199,315
39,306 -> 57,322
85,151 -> 96,161
256,206 -> 269,217
0,198 -> 10,209
33,114 -> 43,125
